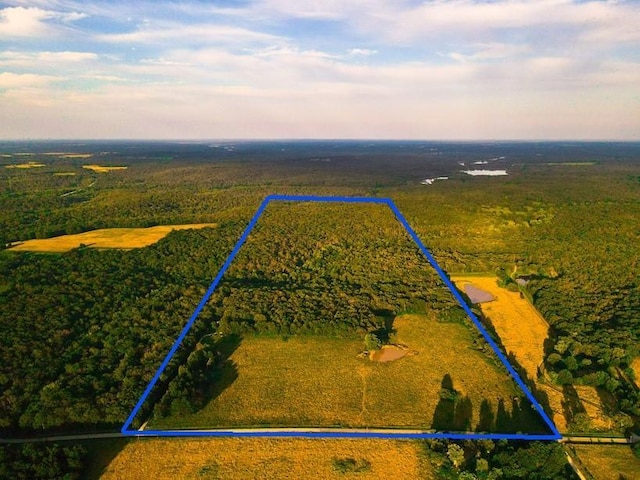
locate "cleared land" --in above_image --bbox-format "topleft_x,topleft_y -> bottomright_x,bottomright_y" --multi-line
572,445 -> 640,480
450,276 -> 618,433
99,437 -> 431,480
5,162 -> 45,169
451,277 -> 548,377
632,358 -> 640,382
9,224 -> 217,252
44,152 -> 93,158
82,165 -> 127,173
151,313 -> 538,432
451,276 -> 568,431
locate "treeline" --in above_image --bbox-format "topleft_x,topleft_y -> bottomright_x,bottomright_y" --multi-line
424,439 -> 576,479
0,223 -> 238,432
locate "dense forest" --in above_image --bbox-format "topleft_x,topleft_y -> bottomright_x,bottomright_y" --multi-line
1,141 -> 639,476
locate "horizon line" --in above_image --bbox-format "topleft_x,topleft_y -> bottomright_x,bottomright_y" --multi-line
1,138 -> 639,143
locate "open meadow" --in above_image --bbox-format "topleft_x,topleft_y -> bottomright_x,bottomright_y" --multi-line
150,313 -> 544,432
571,445 -> 640,480
82,165 -> 128,173
450,276 -> 624,433
97,437 -> 432,480
9,224 -> 217,252
632,358 -> 640,384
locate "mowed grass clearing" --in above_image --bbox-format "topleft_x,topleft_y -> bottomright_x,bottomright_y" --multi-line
450,276 -> 621,433
99,437 -> 432,480
9,224 -> 217,253
632,358 -> 640,383
4,162 -> 45,168
151,313 -> 525,431
451,276 -> 570,431
451,276 -> 549,377
83,164 -> 127,173
572,445 -> 640,480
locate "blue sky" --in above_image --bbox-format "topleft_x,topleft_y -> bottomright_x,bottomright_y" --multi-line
1,0 -> 639,139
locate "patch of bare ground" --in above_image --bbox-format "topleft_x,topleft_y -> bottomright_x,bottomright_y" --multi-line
369,344 -> 416,362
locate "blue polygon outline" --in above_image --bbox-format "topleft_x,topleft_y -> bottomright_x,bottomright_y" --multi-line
122,194 -> 561,441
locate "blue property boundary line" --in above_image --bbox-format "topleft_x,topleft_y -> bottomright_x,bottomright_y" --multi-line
122,194 -> 562,441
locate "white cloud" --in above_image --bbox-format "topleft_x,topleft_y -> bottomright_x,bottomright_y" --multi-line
348,48 -> 377,57
0,0 -> 638,139
0,6 -> 86,38
448,43 -> 531,62
0,50 -> 98,67
97,23 -> 282,46
0,72 -> 61,88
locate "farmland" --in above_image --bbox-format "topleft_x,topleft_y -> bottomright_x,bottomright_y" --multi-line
1,140 -> 638,479
450,276 -> 624,433
150,313 -> 539,432
571,445 -> 640,480
9,224 -> 217,252
98,437 -> 431,480
82,165 -> 128,173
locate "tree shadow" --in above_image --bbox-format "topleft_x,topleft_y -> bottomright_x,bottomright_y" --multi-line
506,351 -> 555,433
496,398 -> 511,432
152,334 -> 242,419
83,438 -> 130,480
476,399 -> 495,432
372,308 -> 395,342
432,374 -> 473,432
196,334 -> 242,413
561,384 -> 586,427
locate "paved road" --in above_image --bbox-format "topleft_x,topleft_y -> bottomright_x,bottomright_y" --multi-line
2,430 -> 638,444
562,435 -> 637,445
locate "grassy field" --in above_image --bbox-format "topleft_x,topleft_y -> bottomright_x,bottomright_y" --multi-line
44,152 -> 93,158
451,276 -> 549,378
9,224 -> 217,252
98,437 -> 432,479
572,445 -> 640,480
450,276 -> 569,431
82,165 -> 128,173
450,276 -> 621,433
151,313 -> 540,432
5,162 -> 45,169
632,358 -> 640,383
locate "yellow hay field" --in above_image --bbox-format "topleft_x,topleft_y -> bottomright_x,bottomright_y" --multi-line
99,437 -> 431,480
450,276 -> 568,430
632,358 -> 640,382
451,277 -> 548,377
53,172 -> 77,176
44,152 -> 93,158
572,445 -> 640,480
83,165 -> 128,173
9,224 -> 217,253
5,162 -> 45,169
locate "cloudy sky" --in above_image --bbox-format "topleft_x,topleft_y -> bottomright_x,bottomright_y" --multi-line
1,0 -> 639,140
